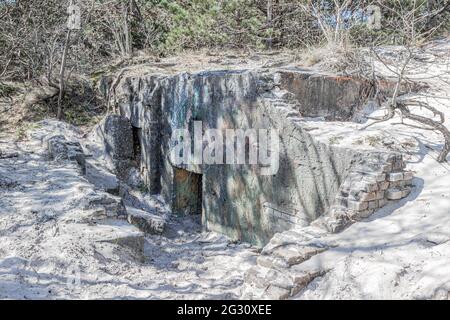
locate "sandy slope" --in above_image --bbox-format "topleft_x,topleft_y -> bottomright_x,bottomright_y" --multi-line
296,147 -> 450,299
0,125 -> 257,299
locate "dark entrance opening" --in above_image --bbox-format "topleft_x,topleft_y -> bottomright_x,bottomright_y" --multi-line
173,167 -> 203,215
132,126 -> 142,166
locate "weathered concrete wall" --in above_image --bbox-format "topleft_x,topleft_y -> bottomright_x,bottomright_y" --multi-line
116,75 -> 164,194
277,69 -> 370,121
85,115 -> 135,180
112,68 -> 392,246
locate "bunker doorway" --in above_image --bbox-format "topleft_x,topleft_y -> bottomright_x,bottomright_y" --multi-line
173,167 -> 203,215
132,126 -> 142,166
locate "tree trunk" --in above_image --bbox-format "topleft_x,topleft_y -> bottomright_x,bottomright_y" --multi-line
266,0 -> 273,49
57,29 -> 71,120
123,1 -> 132,56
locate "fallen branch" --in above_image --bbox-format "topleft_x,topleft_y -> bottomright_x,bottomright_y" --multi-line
397,101 -> 450,163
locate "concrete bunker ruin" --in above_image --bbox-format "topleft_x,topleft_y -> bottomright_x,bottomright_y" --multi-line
108,68 -> 413,246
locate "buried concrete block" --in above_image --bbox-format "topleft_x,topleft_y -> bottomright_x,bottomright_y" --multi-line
264,285 -> 291,300
105,231 -> 145,257
325,211 -> 351,233
244,267 -> 269,289
269,244 -> 328,267
261,232 -> 314,254
85,159 -> 120,194
47,135 -> 85,167
243,267 -> 292,299
257,255 -> 289,270
264,268 -> 295,290
126,206 -> 166,235
84,193 -> 127,219
73,220 -> 145,258
290,269 -> 326,296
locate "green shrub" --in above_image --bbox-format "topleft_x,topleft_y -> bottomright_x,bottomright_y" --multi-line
0,83 -> 17,98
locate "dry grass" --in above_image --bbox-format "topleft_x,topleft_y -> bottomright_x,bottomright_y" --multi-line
0,78 -> 104,139
300,41 -> 367,75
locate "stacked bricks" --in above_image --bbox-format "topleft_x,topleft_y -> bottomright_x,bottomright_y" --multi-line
325,153 -> 414,233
